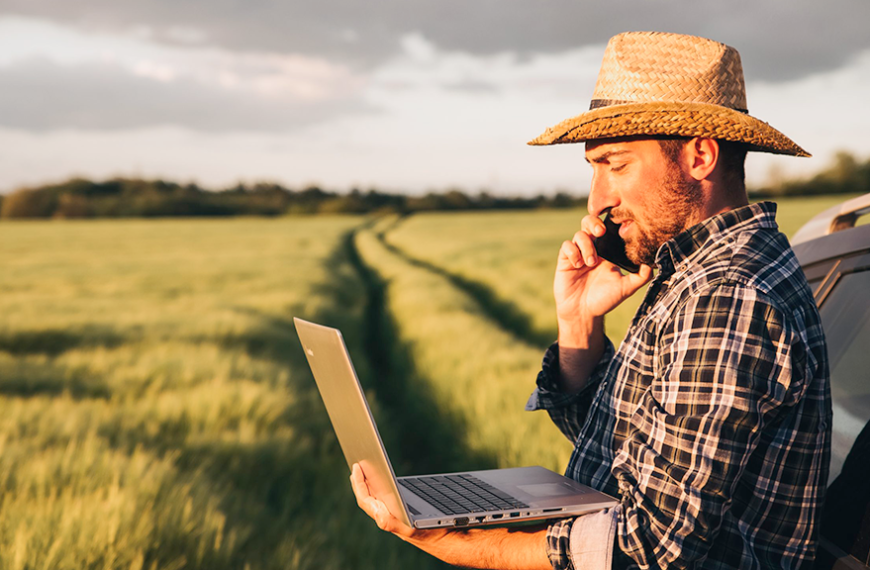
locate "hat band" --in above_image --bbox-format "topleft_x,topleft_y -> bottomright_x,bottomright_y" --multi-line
589,98 -> 748,114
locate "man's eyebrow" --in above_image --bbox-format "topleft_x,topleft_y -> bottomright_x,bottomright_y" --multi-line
585,150 -> 632,164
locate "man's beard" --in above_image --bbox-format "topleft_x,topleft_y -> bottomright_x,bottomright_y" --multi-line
615,164 -> 702,267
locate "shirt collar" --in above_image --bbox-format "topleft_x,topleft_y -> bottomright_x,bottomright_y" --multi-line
654,201 -> 779,272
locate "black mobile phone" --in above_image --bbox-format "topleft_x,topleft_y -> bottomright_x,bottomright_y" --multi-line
593,214 -> 640,274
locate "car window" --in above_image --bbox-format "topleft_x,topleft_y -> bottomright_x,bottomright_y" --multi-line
818,267 -> 870,481
801,260 -> 836,295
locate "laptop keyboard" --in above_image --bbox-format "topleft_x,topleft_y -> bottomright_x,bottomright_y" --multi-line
398,474 -> 529,514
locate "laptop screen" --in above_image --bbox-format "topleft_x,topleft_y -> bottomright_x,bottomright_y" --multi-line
295,318 -> 411,526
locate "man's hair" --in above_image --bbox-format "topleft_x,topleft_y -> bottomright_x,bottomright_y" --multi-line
657,138 -> 748,188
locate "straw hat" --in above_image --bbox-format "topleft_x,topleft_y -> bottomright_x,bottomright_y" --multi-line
528,31 -> 809,156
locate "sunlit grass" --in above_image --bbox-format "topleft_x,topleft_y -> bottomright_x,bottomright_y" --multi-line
356,221 -> 573,473
384,194 -> 863,345
0,193 -> 860,569
0,215 -> 445,570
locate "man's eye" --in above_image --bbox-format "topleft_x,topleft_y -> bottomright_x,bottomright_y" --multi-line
612,164 -> 627,172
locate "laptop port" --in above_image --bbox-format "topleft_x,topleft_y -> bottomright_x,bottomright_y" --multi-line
453,517 -> 469,527
543,508 -> 563,513
509,512 -> 520,518
491,514 -> 503,520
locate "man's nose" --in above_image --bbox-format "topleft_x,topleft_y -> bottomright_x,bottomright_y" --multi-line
587,174 -> 617,218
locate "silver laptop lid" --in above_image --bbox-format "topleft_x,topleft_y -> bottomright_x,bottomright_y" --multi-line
294,317 -> 412,527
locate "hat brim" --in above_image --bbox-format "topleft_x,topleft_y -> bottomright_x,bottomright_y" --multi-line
527,101 -> 809,157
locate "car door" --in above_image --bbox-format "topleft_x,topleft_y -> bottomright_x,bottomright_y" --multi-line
793,201 -> 870,570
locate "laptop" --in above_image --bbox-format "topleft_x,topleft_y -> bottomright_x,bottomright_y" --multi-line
294,317 -> 617,529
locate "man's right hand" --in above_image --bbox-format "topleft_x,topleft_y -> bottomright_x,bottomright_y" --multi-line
555,215 -> 653,344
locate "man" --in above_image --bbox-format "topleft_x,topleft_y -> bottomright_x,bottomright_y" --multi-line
351,31 -> 831,569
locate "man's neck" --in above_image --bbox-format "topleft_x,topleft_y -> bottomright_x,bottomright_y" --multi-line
690,182 -> 748,227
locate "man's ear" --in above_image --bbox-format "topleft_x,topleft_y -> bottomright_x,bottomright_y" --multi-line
684,137 -> 719,182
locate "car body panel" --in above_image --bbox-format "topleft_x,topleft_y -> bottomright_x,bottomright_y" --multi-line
791,194 -> 870,570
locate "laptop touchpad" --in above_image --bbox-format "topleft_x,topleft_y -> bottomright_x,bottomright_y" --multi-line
517,483 -> 575,497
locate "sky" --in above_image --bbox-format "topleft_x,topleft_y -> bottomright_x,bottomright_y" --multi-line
0,1 -> 869,196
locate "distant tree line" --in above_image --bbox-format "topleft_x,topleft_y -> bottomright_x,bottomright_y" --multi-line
0,178 -> 582,219
1,152 -> 867,219
748,151 -> 870,198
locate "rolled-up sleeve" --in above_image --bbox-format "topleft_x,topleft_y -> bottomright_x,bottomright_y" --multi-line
545,508 -> 619,570
526,338 -> 616,443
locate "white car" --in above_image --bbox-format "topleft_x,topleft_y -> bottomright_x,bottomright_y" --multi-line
791,193 -> 870,570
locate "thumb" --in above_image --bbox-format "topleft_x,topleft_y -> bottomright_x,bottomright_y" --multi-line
621,264 -> 654,297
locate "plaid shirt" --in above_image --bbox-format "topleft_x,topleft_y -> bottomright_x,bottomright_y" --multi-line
527,202 -> 831,569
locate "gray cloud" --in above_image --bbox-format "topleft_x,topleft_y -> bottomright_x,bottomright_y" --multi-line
441,80 -> 498,94
1,0 -> 868,81
0,58 -> 369,132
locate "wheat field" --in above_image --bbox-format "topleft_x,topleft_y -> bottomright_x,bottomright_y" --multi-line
0,195 -> 853,568
0,216 -> 447,570
384,195 -> 859,346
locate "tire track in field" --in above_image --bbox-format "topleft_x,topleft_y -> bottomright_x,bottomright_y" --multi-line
344,224 -> 498,476
374,217 -> 553,351
355,218 -> 572,472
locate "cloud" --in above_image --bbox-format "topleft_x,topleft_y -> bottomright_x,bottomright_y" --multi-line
0,10 -> 867,195
370,33 -> 603,102
1,45 -> 869,196
0,17 -> 368,132
744,48 -> 870,184
1,0 -> 868,81
0,58 -> 367,132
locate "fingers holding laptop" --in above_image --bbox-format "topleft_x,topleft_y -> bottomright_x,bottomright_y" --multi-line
351,463 -> 416,538
351,463 -> 553,569
351,463 -> 461,559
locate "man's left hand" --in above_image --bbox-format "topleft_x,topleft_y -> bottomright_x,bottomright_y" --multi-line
350,462 -> 553,570
350,462 -> 444,540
